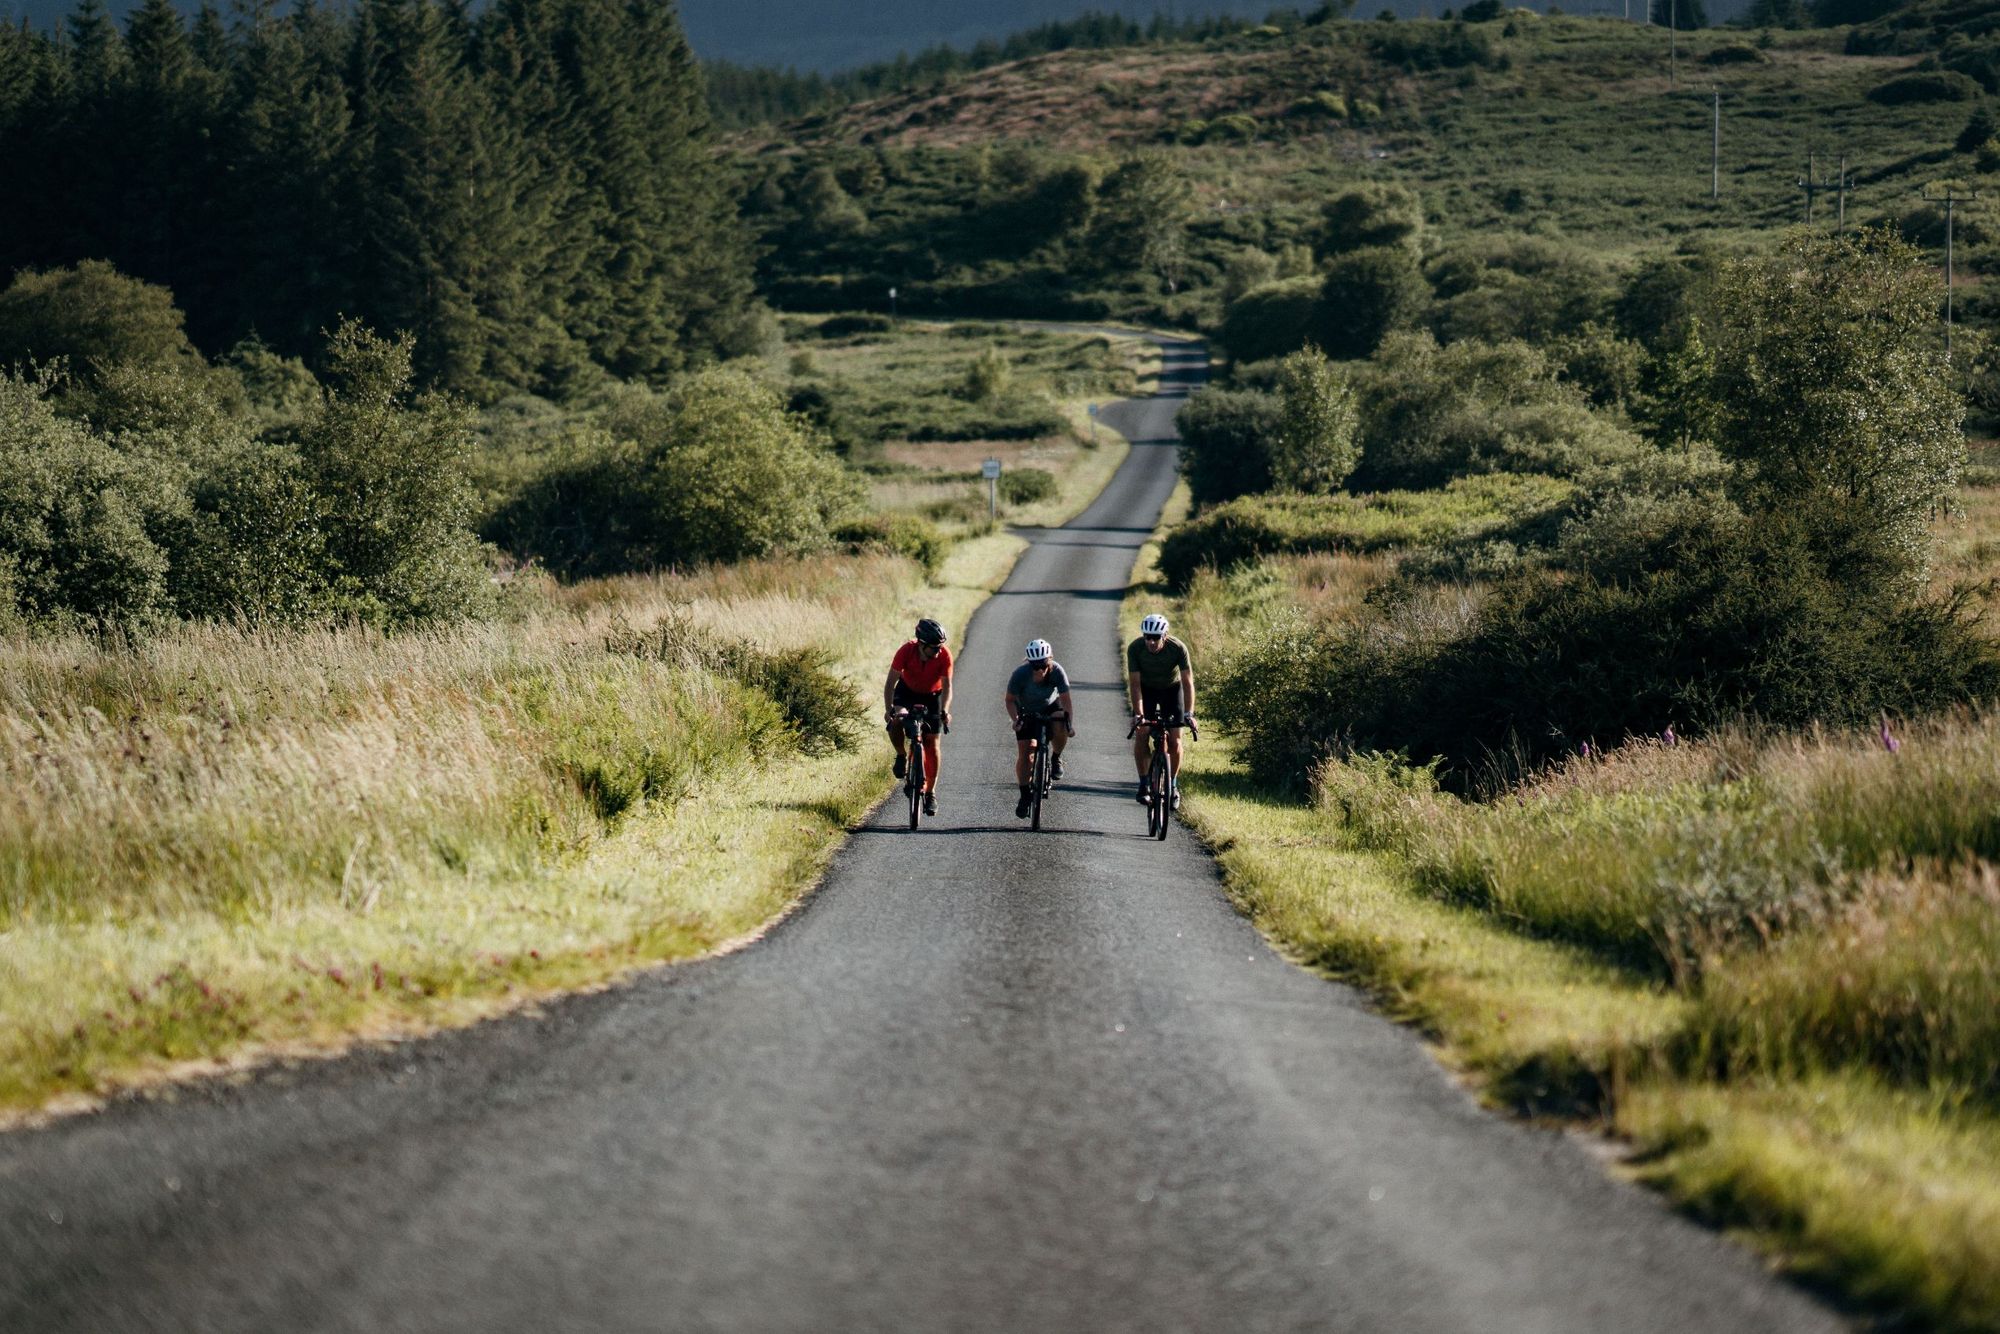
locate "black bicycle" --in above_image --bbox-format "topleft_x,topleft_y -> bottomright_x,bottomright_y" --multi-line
1128,711 -> 1197,840
894,707 -> 946,830
1017,710 -> 1070,831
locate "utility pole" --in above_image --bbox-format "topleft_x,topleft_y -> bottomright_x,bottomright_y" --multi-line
1924,184 -> 1979,360
1836,155 -> 1852,230
1711,87 -> 1721,200
1669,0 -> 1678,87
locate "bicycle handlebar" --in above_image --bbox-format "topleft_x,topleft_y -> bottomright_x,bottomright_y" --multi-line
1128,715 -> 1199,741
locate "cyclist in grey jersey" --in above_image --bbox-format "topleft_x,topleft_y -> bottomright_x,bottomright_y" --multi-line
1004,638 -> 1074,819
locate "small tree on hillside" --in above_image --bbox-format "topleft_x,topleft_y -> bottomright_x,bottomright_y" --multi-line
1316,183 -> 1424,256
1088,154 -> 1192,290
1271,346 -> 1360,492
1708,228 -> 1962,579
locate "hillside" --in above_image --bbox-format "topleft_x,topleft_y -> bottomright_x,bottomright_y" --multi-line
738,15 -> 1988,330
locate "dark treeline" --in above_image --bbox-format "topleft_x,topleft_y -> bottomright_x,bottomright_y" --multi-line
0,0 -> 754,399
705,7 -> 1344,129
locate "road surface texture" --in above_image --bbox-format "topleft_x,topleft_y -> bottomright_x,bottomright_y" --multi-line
0,336 -> 1837,1333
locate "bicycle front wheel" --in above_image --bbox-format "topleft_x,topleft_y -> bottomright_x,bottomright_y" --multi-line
1031,741 -> 1047,831
1147,750 -> 1168,839
907,749 -> 925,830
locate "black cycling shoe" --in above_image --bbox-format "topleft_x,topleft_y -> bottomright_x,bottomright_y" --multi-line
1135,782 -> 1149,804
1051,756 -> 1065,782
923,792 -> 937,817
1015,790 -> 1033,819
892,754 -> 907,780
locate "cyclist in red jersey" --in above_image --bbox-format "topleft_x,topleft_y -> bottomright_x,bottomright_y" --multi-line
883,617 -> 954,816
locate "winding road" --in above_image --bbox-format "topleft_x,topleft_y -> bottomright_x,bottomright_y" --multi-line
0,335 -> 1838,1333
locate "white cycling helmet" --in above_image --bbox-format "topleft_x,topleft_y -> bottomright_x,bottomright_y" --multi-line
1141,613 -> 1170,637
1024,638 -> 1053,662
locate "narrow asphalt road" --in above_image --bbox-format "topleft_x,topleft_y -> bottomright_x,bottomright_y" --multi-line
0,336 -> 1837,1333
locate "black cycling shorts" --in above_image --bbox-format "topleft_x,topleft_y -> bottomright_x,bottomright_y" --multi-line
1139,685 -> 1185,724
892,683 -> 941,731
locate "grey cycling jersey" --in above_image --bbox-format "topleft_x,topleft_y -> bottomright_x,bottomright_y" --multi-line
1007,660 -> 1070,715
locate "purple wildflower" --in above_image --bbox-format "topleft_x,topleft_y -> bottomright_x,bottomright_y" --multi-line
1879,717 -> 1901,754
1662,725 -> 1677,747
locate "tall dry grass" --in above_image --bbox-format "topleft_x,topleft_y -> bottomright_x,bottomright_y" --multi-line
0,554 -> 917,929
1313,713 -> 2000,1103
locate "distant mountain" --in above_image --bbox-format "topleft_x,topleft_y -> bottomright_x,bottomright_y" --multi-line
2,0 -> 1755,71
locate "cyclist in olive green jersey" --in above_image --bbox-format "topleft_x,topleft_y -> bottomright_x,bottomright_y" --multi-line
1127,612 -> 1194,806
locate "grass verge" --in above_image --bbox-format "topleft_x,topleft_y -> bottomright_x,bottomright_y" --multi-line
1129,488 -> 2000,1332
0,533 -> 1024,1127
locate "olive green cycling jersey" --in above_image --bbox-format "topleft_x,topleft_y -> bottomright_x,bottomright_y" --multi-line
1126,635 -> 1191,690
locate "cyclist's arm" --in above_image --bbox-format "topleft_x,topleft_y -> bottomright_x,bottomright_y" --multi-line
1057,690 -> 1075,729
940,667 -> 954,725
1127,669 -> 1144,717
1181,665 -> 1195,718
883,668 -> 902,718
1003,686 -> 1021,725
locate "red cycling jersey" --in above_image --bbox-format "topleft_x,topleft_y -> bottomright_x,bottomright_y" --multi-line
891,640 -> 953,695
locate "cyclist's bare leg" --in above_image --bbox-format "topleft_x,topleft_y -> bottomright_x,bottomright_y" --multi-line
1131,729 -> 1151,779
1050,727 -> 1069,759
920,728 -> 941,793
1015,736 -> 1036,785
888,719 -> 908,763
1165,727 -> 1184,781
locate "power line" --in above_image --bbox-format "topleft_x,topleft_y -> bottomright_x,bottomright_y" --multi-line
1923,184 -> 1979,361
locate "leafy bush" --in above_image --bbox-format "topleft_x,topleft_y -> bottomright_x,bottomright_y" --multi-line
1867,71 -> 1983,105
1317,184 -> 1425,256
1204,113 -> 1260,141
1350,334 -> 1643,491
1368,21 -> 1494,70
817,314 -> 893,339
1271,347 -> 1359,492
960,345 -> 1013,402
608,611 -> 865,756
1157,474 -> 1569,589
999,466 -> 1058,505
1426,236 -> 1613,345
1218,277 -> 1323,363
1707,229 -> 1963,580
1703,43 -> 1769,64
0,262 -> 203,386
1176,387 -> 1283,507
295,322 -> 490,625
831,513 -> 948,575
505,368 -> 864,576
0,371 -> 173,629
1286,91 -> 1349,118
1216,506 -> 2000,792
1317,246 -> 1429,359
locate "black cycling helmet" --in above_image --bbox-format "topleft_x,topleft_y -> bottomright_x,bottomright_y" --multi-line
914,617 -> 947,646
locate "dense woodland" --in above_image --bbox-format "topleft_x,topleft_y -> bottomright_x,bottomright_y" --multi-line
0,0 -> 755,399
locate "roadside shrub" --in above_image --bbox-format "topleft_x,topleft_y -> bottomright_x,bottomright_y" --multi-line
719,644 -> 864,756
1426,236 -> 1613,344
999,466 -> 1058,506
831,513 -> 948,575
1549,323 -> 1647,411
1175,387 -> 1282,507
1218,277 -> 1322,363
1220,249 -> 1280,306
1867,71 -> 1982,105
1216,501 -> 2000,791
1205,113 -> 1260,141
